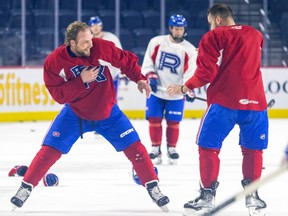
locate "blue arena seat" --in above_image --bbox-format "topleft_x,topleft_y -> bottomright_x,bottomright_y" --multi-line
33,9 -> 54,29
128,0 -> 150,11
185,28 -> 206,47
82,0 -> 103,11
142,10 -> 160,29
35,28 -> 55,56
81,10 -> 98,23
104,0 -> 128,10
8,9 -> 33,30
33,1 -> 54,10
11,0 -> 33,10
0,9 -> 9,28
59,0 -> 77,10
130,47 -> 146,66
119,28 -> 135,50
121,10 -> 143,30
97,10 -> 115,31
59,9 -> 77,30
132,28 -> 155,47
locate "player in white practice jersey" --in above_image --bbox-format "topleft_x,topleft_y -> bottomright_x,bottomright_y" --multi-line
89,16 -> 122,49
141,14 -> 198,165
88,16 -> 123,97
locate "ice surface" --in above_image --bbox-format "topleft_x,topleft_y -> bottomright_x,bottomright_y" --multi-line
0,118 -> 287,216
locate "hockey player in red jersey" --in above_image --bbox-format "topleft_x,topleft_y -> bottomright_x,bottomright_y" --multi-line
10,21 -> 169,211
168,3 -> 268,216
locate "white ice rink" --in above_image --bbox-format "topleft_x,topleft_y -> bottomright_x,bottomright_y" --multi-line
0,118 -> 288,216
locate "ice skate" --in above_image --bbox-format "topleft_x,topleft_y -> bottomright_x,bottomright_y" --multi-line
149,146 -> 162,165
167,147 -> 179,165
183,181 -> 219,216
241,179 -> 266,216
11,181 -> 33,210
145,180 -> 170,212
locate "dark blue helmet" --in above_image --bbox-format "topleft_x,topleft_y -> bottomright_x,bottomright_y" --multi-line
88,16 -> 103,26
168,14 -> 187,27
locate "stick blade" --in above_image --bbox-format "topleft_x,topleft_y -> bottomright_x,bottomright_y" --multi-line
267,99 -> 275,109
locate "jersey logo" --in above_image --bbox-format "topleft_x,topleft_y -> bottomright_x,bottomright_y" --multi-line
120,128 -> 134,138
239,99 -> 259,105
158,52 -> 180,74
70,65 -> 85,77
70,65 -> 107,88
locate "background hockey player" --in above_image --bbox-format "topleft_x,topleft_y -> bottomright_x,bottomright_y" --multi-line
168,3 -> 268,216
88,16 -> 123,99
10,21 -> 169,212
141,14 -> 197,165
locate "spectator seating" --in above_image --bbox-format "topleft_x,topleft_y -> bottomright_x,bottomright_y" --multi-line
130,47 -> 146,65
121,10 -> 143,30
35,28 -> 55,56
142,10 -> 160,29
185,28 -> 206,47
119,28 -> 135,50
98,9 -> 115,30
133,28 -> 155,47
33,9 -> 54,29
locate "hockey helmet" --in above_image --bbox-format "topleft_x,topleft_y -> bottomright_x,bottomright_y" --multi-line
88,16 -> 103,27
168,14 -> 187,27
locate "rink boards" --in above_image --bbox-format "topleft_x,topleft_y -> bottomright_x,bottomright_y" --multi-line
0,67 -> 287,121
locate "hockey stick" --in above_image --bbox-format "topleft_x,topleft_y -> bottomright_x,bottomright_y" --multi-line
267,99 -> 275,109
202,161 -> 288,216
157,86 -> 207,102
159,86 -> 276,106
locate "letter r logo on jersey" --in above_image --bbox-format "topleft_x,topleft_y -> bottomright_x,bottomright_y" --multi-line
158,52 -> 180,74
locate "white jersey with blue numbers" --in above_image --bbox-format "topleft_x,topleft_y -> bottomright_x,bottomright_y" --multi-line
142,35 -> 197,100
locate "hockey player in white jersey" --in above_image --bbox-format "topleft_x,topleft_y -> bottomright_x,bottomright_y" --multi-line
142,14 -> 198,165
88,16 -> 123,98
88,16 -> 122,49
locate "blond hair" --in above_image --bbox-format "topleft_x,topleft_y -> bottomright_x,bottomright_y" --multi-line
64,21 -> 90,46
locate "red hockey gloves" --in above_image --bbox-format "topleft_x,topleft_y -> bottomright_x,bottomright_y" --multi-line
146,72 -> 159,93
8,165 -> 28,177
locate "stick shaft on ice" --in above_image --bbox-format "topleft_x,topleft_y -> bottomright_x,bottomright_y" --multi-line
202,162 -> 288,216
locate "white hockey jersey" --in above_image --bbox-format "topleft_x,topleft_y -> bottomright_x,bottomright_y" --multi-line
101,31 -> 123,79
142,35 -> 197,100
102,31 -> 122,49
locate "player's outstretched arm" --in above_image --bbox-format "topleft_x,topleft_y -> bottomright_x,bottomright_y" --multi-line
167,84 -> 190,96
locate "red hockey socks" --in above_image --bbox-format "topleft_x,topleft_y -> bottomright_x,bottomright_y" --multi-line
23,145 -> 62,187
148,117 -> 162,146
166,120 -> 179,147
124,141 -> 158,186
241,146 -> 263,181
199,146 -> 220,188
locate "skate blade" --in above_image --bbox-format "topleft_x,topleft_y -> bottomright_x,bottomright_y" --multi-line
152,157 -> 162,165
248,207 -> 266,216
160,205 -> 169,212
183,208 -> 212,216
11,204 -> 18,212
168,158 -> 178,165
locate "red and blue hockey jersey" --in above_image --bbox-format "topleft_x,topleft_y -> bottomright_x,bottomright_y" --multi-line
185,25 -> 267,111
44,38 -> 145,120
